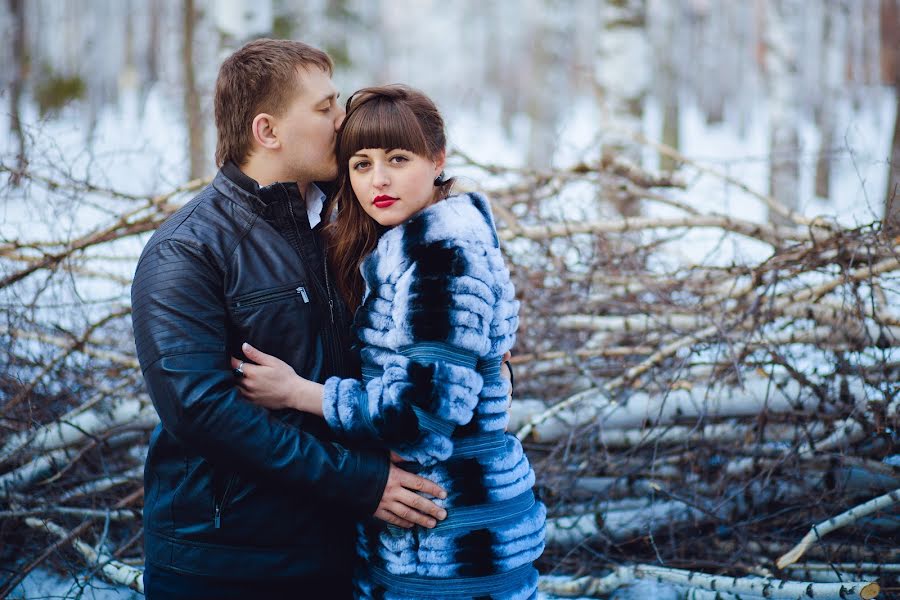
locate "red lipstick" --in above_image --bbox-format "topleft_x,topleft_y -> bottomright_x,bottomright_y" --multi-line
373,195 -> 397,208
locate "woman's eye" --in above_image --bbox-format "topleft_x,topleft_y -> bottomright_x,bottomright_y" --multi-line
389,155 -> 409,164
352,161 -> 369,170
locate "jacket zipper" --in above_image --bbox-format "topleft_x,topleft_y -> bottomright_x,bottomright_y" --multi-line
285,193 -> 346,376
214,474 -> 236,529
233,285 -> 309,308
323,254 -> 335,325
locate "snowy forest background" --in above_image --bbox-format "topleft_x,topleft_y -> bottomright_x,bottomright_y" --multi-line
0,0 -> 898,598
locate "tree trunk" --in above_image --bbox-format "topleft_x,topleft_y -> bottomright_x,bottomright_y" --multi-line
883,0 -> 900,234
765,0 -> 802,226
887,85 -> 900,235
814,4 -> 846,201
595,0 -> 649,217
8,0 -> 27,186
182,0 -> 205,178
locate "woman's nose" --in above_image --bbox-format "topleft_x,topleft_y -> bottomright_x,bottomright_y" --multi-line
372,164 -> 389,187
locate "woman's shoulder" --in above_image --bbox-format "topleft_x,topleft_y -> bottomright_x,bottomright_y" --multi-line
367,192 -> 501,280
401,191 -> 500,249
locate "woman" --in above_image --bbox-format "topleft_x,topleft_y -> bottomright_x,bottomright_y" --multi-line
234,85 -> 545,599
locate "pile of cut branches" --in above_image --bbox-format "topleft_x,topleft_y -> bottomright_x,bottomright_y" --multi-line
0,139 -> 897,598
466,144 -> 898,598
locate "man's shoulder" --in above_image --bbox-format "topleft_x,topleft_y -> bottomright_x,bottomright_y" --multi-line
137,181 -> 249,269
152,176 -> 254,244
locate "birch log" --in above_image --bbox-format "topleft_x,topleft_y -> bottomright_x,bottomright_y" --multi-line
0,432 -> 147,497
633,564 -> 880,599
681,589 -> 767,600
539,565 -> 880,599
776,488 -> 900,569
0,396 -> 157,462
515,376 -> 862,443
538,568 -> 635,597
25,517 -> 144,593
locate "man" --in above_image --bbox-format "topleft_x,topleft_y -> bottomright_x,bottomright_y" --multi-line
131,39 -> 447,600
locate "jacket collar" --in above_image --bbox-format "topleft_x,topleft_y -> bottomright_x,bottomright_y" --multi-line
215,161 -> 329,223
221,160 -> 259,196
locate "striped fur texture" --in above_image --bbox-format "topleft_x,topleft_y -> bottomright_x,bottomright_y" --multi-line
322,192 -> 545,599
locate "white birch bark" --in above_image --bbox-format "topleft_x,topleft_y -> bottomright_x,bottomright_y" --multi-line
0,431 -> 145,497
25,517 -> 144,593
539,565 -> 880,599
0,396 -> 157,461
546,480 -> 809,547
497,215 -> 795,246
559,304 -> 900,336
764,0 -> 803,226
633,564 -> 880,599
517,257 -> 899,441
0,447 -> 77,497
58,465 -> 143,502
581,421 -> 826,449
792,562 -> 900,573
514,376 -> 862,443
777,488 -> 900,568
0,506 -> 139,521
538,567 -> 635,597
681,589 -> 767,600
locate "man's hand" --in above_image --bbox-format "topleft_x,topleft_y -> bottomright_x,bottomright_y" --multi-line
374,463 -> 448,529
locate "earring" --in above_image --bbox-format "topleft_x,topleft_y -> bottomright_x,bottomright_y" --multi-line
433,171 -> 446,186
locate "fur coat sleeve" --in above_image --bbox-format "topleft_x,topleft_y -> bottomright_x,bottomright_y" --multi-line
321,192 -> 519,466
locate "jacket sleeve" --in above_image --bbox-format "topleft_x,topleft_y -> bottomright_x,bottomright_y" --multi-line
131,238 -> 389,516
322,239 -> 515,466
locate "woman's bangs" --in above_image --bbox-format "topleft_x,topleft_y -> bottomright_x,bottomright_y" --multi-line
341,99 -> 430,158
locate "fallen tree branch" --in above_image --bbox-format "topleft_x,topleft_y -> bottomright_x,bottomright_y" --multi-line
538,564 -> 881,599
776,488 -> 900,569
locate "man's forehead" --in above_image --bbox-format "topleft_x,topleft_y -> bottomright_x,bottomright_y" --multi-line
295,66 -> 337,101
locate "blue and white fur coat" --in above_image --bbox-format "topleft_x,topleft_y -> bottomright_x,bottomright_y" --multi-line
323,192 -> 545,599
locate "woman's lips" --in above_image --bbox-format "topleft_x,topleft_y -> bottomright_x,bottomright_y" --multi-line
373,195 -> 397,208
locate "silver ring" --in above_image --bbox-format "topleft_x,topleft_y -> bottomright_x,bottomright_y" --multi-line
233,361 -> 245,378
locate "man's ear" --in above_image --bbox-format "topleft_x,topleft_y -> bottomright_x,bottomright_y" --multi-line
251,113 -> 280,151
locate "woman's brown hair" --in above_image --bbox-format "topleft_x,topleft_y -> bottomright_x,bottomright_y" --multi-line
325,85 -> 453,313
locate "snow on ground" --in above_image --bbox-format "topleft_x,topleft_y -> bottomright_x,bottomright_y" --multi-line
9,568 -> 141,600
11,568 -> 677,600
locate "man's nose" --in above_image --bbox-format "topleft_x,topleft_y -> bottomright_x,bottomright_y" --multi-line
334,105 -> 346,130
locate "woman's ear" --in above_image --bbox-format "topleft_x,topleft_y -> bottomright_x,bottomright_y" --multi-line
251,113 -> 280,151
433,150 -> 446,177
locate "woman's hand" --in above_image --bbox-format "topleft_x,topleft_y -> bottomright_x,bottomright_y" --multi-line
231,343 -> 324,416
502,350 -> 513,423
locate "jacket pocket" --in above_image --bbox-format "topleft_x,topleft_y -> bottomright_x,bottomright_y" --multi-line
213,473 -> 237,529
232,281 -> 310,310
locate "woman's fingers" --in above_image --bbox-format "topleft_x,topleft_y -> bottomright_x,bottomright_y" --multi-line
241,342 -> 284,367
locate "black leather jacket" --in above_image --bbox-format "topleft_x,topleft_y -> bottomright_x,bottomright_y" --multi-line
131,163 -> 389,580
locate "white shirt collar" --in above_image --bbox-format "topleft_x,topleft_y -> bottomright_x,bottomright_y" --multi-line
305,183 -> 326,229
